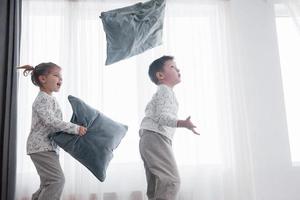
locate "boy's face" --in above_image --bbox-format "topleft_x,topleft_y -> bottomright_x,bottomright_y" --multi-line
157,59 -> 181,87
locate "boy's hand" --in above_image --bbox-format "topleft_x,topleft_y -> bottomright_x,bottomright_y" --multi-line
78,126 -> 87,136
177,116 -> 200,135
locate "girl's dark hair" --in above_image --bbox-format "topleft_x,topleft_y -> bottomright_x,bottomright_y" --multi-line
148,55 -> 174,85
17,62 -> 60,87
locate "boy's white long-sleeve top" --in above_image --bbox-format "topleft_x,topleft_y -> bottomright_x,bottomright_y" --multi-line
140,84 -> 178,140
27,91 -> 79,154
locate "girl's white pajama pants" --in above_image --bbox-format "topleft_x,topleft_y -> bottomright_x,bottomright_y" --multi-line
30,151 -> 65,200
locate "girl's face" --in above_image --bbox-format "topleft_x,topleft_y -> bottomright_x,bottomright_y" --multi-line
158,60 -> 181,87
39,66 -> 62,95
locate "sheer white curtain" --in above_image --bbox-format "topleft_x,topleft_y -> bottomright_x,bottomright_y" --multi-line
16,0 -> 255,200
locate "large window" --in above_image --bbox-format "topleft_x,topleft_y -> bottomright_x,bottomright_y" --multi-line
275,4 -> 300,164
16,1 -> 231,199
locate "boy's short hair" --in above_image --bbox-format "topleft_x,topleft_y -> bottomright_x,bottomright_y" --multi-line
148,55 -> 174,85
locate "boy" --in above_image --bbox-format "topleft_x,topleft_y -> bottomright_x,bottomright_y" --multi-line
139,55 -> 199,200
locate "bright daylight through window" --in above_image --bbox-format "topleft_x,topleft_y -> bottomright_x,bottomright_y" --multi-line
275,4 -> 300,164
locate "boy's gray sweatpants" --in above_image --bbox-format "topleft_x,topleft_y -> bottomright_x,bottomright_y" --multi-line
139,129 -> 180,200
30,151 -> 65,200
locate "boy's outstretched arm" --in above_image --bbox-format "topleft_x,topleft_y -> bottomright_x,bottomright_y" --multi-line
177,116 -> 200,135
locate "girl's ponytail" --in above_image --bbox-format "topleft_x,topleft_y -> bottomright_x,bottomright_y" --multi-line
17,65 -> 35,77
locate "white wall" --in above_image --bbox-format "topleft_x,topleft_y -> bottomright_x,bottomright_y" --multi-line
229,0 -> 300,199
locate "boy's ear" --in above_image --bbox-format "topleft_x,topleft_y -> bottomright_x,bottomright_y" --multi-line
156,71 -> 164,80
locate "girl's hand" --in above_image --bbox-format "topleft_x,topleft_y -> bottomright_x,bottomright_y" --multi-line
78,126 -> 87,136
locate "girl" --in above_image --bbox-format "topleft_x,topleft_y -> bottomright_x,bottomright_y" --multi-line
18,62 -> 87,200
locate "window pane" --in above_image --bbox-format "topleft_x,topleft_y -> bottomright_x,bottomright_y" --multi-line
275,5 -> 300,163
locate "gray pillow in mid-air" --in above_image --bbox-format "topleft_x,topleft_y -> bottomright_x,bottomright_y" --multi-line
100,0 -> 166,65
49,95 -> 128,182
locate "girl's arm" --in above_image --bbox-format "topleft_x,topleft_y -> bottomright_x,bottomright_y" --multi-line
34,97 -> 80,134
